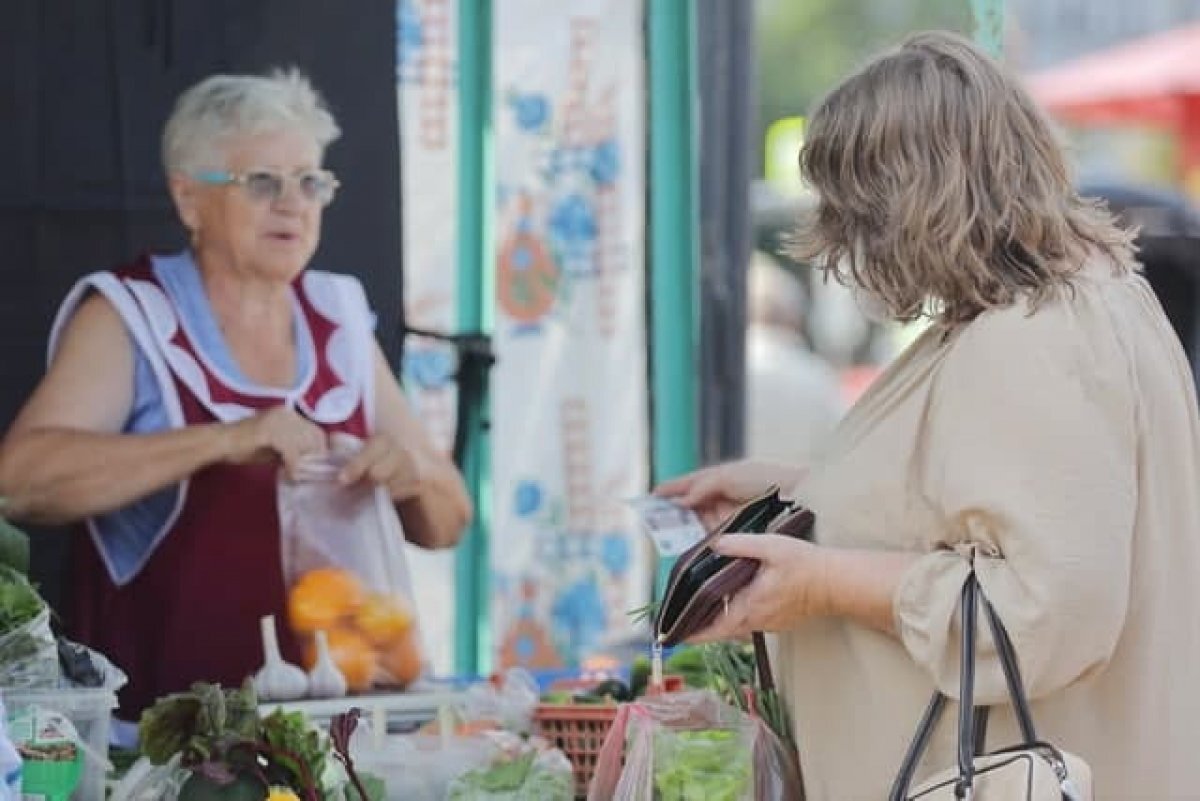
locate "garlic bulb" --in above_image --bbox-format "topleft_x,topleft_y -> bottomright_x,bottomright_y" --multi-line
253,615 -> 308,701
306,630 -> 348,699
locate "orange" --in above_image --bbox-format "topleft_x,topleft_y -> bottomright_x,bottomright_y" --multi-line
303,627 -> 378,693
287,568 -> 366,634
379,631 -> 422,688
353,593 -> 413,646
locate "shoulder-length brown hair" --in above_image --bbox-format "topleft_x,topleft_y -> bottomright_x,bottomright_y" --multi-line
787,30 -> 1136,325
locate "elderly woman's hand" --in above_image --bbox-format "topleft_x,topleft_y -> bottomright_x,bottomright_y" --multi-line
226,405 -> 329,479
654,460 -> 807,530
687,534 -> 832,643
336,433 -> 424,500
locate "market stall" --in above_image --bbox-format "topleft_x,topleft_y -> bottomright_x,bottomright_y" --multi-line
1025,22 -> 1200,187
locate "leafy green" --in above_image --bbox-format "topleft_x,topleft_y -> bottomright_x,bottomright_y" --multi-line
626,600 -> 660,627
701,641 -> 796,754
329,708 -> 373,801
140,682 -> 338,801
0,565 -> 43,633
447,751 -> 574,801
356,773 -> 386,801
139,682 -> 260,767
0,564 -> 54,687
139,692 -> 204,764
664,645 -> 710,690
629,655 -> 651,698
463,751 -> 534,792
259,709 -> 326,793
0,517 -> 30,575
654,728 -> 751,801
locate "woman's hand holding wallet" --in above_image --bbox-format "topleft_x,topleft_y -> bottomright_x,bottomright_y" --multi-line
653,488 -> 820,646
686,533 -> 832,643
653,485 -> 917,645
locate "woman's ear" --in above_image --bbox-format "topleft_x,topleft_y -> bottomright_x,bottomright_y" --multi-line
168,172 -> 201,232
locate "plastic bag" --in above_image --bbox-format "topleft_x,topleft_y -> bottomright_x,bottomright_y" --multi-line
108,754 -> 189,801
56,636 -> 129,691
588,690 -> 803,801
278,438 -> 425,692
0,559 -> 58,690
0,698 -> 21,800
0,608 -> 57,690
350,730 -> 495,801
456,669 -> 540,735
446,731 -> 574,801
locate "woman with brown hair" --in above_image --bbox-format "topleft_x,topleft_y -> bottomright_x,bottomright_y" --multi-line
658,31 -> 1200,798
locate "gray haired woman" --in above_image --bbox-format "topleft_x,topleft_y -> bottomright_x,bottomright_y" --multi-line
657,32 -> 1200,798
0,69 -> 471,719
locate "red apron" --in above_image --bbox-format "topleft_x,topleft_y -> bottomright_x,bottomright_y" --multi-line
65,257 -> 371,719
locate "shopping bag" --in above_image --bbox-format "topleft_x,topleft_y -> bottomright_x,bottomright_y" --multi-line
278,439 -> 424,692
588,690 -> 803,801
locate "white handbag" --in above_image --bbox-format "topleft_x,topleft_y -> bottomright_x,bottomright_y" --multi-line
889,572 -> 1092,801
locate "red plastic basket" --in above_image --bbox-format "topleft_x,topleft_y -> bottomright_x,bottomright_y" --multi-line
531,702 -> 619,798
531,676 -> 685,797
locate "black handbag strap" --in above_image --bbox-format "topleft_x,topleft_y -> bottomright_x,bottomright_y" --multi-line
888,570 -> 1040,800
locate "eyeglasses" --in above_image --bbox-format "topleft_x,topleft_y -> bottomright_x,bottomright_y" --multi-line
191,168 -> 340,206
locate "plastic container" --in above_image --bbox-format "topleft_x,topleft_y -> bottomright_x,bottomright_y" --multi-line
3,687 -> 116,801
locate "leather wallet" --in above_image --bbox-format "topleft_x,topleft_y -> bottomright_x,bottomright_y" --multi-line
654,486 -> 816,648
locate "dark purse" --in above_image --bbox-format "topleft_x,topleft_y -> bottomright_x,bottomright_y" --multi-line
653,487 -> 815,688
889,571 -> 1092,801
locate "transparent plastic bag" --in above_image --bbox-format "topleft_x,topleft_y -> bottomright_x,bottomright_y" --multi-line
56,635 -> 129,691
350,730 -> 495,801
0,697 -> 20,800
588,690 -> 803,801
278,438 -> 425,692
108,754 -> 188,801
0,608 -> 57,689
446,732 -> 574,801
456,669 -> 540,735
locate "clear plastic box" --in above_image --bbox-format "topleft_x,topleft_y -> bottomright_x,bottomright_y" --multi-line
4,687 -> 117,801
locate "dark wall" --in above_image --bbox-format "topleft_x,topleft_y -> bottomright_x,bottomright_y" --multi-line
0,0 -> 403,611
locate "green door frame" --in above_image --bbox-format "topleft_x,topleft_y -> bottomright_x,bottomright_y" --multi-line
454,0 -> 493,677
648,0 -> 701,591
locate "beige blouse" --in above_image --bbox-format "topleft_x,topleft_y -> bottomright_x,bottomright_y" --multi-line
776,260 -> 1200,800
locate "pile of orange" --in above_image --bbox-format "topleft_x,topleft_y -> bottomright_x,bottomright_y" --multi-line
287,567 -> 422,693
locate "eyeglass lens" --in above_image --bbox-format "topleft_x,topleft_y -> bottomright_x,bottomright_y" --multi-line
243,171 -> 336,204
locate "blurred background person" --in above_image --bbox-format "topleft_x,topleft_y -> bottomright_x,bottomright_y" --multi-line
744,251 -> 845,464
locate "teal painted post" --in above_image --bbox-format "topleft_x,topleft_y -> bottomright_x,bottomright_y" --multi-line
648,0 -> 700,592
970,0 -> 1005,58
455,0 -> 492,677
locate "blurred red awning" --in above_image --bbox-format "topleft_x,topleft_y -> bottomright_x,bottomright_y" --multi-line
1025,23 -> 1200,171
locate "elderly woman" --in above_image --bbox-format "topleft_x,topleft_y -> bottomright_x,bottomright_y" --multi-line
657,32 -> 1200,798
0,70 -> 471,718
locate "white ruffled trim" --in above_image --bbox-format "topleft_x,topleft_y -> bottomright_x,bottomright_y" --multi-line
119,270 -> 369,425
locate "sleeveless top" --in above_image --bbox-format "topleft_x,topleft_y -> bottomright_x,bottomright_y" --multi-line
51,251 -> 376,717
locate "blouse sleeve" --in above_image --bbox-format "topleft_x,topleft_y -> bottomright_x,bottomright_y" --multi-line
893,303 -> 1138,704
